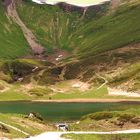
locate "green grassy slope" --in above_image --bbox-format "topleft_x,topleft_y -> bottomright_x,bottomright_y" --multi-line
17,1 -> 108,53
17,2 -> 81,53
0,0 -> 140,60
77,3 -> 140,58
0,1 -> 29,59
17,0 -> 140,58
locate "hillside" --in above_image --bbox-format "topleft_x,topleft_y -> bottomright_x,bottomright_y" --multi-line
0,0 -> 140,99
17,0 -> 140,59
15,0 -> 140,92
17,0 -> 110,56
0,0 -> 29,58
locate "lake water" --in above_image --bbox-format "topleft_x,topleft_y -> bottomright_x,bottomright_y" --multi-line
0,101 -> 139,121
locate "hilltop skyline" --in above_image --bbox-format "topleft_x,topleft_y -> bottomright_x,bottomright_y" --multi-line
32,0 -> 110,7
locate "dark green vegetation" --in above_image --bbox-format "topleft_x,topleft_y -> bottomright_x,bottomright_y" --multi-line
0,101 -> 140,121
0,1 -> 29,58
63,133 -> 140,140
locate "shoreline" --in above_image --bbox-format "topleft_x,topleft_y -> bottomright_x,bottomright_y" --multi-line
32,98 -> 140,103
0,98 -> 140,103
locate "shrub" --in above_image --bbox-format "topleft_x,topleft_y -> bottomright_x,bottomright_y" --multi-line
28,87 -> 52,96
117,113 -> 135,122
131,117 -> 140,124
81,111 -> 114,121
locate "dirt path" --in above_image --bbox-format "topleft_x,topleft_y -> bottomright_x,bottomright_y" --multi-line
92,73 -> 140,98
5,0 -> 45,56
21,129 -> 140,140
95,73 -> 108,90
21,132 -> 69,140
32,98 -> 140,103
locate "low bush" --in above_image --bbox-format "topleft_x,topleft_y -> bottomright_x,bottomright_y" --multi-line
117,113 -> 136,122
28,87 -> 53,96
81,111 -> 114,121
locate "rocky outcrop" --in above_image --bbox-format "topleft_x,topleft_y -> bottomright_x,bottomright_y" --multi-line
57,2 -> 110,16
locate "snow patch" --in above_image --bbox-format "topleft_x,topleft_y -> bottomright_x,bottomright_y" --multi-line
108,88 -> 140,97
32,0 -> 111,7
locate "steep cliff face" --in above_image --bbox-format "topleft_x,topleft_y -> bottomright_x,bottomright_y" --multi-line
57,2 -> 109,13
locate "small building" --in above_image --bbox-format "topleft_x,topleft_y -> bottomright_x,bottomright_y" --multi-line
56,123 -> 69,131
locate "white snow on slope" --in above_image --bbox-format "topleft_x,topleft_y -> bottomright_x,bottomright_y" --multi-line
32,0 -> 110,7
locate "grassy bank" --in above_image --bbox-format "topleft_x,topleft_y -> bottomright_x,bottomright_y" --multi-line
62,133 -> 140,140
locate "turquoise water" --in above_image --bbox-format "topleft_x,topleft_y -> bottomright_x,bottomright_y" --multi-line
0,101 -> 139,121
